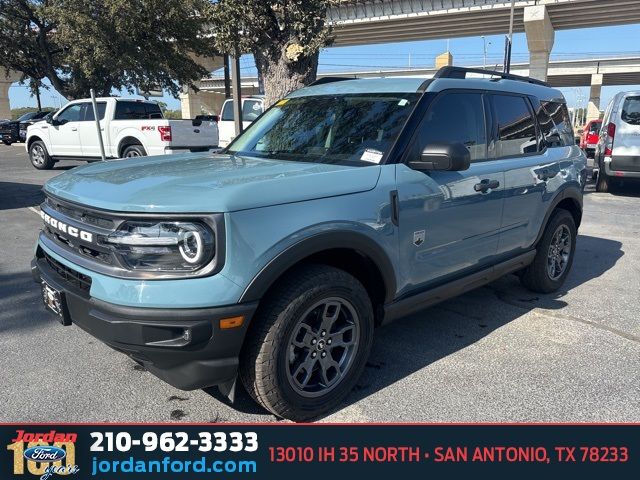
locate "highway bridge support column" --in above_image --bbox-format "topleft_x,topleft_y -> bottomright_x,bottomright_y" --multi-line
524,5 -> 554,82
587,73 -> 603,121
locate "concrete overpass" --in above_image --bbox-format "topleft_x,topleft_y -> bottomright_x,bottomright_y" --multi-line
197,55 -> 640,121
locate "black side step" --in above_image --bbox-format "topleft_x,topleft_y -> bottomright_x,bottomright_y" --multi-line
381,250 -> 536,325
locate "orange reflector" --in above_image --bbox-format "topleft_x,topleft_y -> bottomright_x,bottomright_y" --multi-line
219,316 -> 244,329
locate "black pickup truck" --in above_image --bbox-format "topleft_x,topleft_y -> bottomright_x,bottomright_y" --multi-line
1,110 -> 52,145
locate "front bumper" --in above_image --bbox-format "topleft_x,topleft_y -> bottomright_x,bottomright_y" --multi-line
31,254 -> 258,390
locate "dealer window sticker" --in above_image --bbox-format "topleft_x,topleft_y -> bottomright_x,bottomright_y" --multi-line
360,148 -> 384,164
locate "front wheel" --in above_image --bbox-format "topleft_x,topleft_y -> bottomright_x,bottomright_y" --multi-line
520,209 -> 576,293
29,140 -> 55,170
240,265 -> 374,421
2,140 -> 10,146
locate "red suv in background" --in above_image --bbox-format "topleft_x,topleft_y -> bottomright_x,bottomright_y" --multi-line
580,119 -> 602,158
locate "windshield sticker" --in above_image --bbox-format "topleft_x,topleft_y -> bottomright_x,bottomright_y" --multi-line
275,99 -> 289,107
398,99 -> 409,106
361,149 -> 384,164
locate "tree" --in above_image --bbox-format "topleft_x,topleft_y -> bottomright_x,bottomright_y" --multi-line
209,0 -> 334,106
0,0 -> 217,100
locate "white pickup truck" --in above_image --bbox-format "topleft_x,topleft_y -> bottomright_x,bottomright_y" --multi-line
26,97 -> 219,170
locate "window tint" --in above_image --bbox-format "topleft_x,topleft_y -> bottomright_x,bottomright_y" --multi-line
242,100 -> 263,121
114,101 -> 162,120
621,96 -> 640,125
541,101 -> 574,146
413,92 -> 486,162
17,112 -> 37,121
56,104 -> 83,123
221,101 -> 234,121
588,121 -> 601,133
82,102 -> 107,121
492,95 -> 537,157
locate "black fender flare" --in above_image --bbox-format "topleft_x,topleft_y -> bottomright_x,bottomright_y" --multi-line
534,183 -> 583,246
239,230 -> 397,304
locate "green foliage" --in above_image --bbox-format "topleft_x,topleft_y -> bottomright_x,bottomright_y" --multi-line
0,0 -> 217,99
208,0 -> 335,105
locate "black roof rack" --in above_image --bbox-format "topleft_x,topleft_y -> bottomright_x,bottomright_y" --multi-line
434,66 -> 549,87
308,76 -> 355,87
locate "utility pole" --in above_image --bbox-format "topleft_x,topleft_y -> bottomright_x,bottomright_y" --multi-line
231,54 -> 243,137
481,36 -> 487,69
503,0 -> 515,73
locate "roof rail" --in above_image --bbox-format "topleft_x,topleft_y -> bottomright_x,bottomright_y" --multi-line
308,76 -> 355,87
434,66 -> 549,87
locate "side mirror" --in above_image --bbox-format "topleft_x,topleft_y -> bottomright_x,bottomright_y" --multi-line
409,142 -> 471,172
45,115 -> 53,125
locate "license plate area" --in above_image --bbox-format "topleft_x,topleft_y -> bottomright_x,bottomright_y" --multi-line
41,280 -> 72,326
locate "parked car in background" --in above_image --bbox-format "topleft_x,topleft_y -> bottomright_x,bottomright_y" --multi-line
1,110 -> 53,145
26,97 -> 219,169
20,111 -> 54,142
218,95 -> 264,147
31,68 -> 585,421
594,91 -> 640,192
579,119 -> 602,158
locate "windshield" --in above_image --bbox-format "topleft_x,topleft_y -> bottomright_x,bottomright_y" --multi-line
227,93 -> 420,165
17,112 -> 37,121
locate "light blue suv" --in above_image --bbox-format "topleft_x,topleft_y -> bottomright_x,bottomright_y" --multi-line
32,67 -> 586,420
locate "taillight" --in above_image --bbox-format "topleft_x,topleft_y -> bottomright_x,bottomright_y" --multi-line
158,125 -> 172,141
604,122 -> 615,156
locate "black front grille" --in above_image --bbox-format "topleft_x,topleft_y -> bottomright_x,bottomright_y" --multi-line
45,197 -> 115,229
42,250 -> 92,292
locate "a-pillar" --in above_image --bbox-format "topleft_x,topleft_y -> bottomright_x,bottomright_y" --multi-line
524,5 -> 555,82
587,73 -> 603,121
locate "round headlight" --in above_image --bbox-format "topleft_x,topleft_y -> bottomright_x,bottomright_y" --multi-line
179,229 -> 203,264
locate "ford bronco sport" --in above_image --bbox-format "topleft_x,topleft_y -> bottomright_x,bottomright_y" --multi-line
32,67 -> 587,421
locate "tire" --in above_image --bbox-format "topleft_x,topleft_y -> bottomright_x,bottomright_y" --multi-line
121,144 -> 146,158
239,264 -> 374,421
2,140 -> 10,146
595,160 -> 610,192
520,208 -> 576,293
29,140 -> 55,170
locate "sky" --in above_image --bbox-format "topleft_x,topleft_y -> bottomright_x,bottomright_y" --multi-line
8,23 -> 640,113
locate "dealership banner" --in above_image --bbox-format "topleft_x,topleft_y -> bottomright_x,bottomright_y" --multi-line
1,424 -> 636,479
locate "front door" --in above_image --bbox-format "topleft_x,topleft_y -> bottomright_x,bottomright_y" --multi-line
48,103 -> 83,157
395,91 -> 505,296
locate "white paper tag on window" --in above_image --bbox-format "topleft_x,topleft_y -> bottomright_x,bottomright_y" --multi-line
398,99 -> 409,106
360,149 -> 384,164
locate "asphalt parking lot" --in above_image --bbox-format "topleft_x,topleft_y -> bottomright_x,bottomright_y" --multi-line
1,143 -> 638,423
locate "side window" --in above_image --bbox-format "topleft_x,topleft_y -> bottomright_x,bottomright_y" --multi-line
532,99 -> 563,148
56,104 -> 83,123
114,101 -> 147,120
412,92 -> 486,162
541,101 -> 574,147
491,94 -> 537,157
221,101 -> 234,121
242,100 -> 263,122
82,102 -> 107,122
145,103 -> 163,119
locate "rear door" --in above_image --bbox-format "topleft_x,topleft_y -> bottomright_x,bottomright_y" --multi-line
492,94 -> 564,255
395,90 -> 505,294
48,103 -> 83,156
612,94 -> 640,172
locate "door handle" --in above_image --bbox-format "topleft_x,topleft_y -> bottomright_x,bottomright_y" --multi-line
71,127 -> 78,131
474,179 -> 500,193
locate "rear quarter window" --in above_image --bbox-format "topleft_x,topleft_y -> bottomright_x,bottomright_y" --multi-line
541,101 -> 574,147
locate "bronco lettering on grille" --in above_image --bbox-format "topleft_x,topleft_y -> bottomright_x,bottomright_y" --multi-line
40,210 -> 94,243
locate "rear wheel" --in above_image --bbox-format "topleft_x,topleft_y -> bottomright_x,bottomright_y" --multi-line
240,265 -> 374,421
29,140 -> 54,170
121,144 -> 146,158
520,209 -> 576,293
595,159 -> 612,192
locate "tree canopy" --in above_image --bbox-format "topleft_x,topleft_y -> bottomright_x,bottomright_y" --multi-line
0,0 -> 217,99
208,0 -> 334,106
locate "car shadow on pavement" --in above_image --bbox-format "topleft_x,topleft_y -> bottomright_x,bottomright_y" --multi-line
0,271 -> 52,335
328,233 -> 623,420
203,234 -> 624,421
0,182 -> 44,210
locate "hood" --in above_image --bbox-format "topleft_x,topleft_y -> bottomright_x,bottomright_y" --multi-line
43,153 -> 381,213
